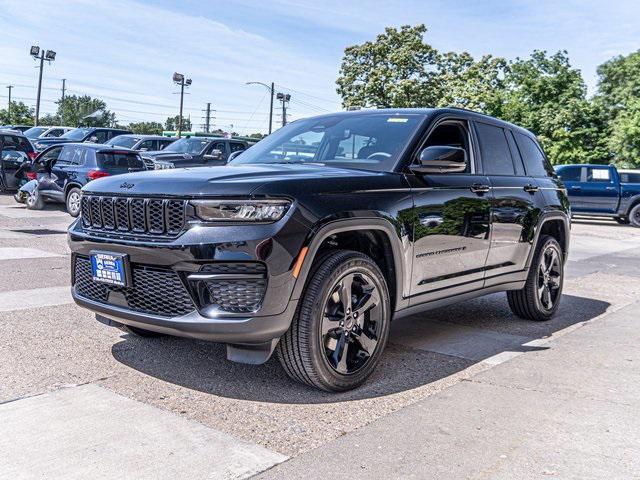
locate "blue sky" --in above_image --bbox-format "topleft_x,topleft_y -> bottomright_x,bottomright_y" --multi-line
1,0 -> 639,134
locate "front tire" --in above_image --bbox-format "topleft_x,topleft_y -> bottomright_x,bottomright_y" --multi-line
629,204 -> 640,228
66,187 -> 82,217
277,250 -> 390,391
507,235 -> 564,321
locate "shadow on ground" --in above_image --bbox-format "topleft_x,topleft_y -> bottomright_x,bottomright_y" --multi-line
111,293 -> 609,404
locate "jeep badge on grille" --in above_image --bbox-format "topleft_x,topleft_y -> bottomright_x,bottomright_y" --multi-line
120,182 -> 134,189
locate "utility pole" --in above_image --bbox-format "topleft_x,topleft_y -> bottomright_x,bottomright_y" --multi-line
6,86 -> 12,123
203,102 -> 212,133
29,46 -> 57,126
60,79 -> 66,125
276,92 -> 291,127
172,72 -> 191,138
246,81 -> 275,134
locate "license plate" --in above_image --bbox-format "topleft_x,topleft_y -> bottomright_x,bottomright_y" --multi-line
90,251 -> 129,287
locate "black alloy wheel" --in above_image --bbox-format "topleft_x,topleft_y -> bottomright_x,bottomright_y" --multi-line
537,244 -> 562,311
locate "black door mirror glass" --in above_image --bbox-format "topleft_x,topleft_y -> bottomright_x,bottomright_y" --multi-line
204,149 -> 223,161
411,146 -> 467,174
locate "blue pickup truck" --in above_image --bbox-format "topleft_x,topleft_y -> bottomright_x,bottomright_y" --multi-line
555,164 -> 640,227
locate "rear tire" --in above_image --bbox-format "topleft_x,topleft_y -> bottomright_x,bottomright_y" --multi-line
507,235 -> 564,321
66,187 -> 82,217
121,325 -> 165,338
277,250 -> 390,391
26,189 -> 44,210
629,204 -> 640,228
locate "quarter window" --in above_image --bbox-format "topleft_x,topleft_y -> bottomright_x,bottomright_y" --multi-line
475,122 -> 514,175
514,133 -> 554,177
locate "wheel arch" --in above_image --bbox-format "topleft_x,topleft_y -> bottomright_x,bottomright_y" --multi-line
526,211 -> 570,268
290,218 -> 406,313
64,182 -> 83,197
623,194 -> 640,217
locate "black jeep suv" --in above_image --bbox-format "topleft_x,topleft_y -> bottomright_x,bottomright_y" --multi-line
69,108 -> 570,391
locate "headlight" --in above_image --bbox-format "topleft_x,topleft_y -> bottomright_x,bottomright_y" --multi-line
192,199 -> 291,222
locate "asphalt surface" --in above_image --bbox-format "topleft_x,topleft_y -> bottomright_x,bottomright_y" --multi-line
1,194 -> 639,479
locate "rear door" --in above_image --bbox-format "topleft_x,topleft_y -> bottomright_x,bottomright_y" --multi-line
578,166 -> 619,213
1,135 -> 31,189
476,123 -> 544,281
555,165 -> 584,210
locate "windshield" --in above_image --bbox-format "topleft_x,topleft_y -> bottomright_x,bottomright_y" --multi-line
23,127 -> 48,139
106,135 -> 139,149
230,113 -> 424,172
62,128 -> 92,141
163,137 -> 209,154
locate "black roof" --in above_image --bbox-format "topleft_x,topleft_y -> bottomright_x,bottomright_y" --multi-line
111,134 -> 172,140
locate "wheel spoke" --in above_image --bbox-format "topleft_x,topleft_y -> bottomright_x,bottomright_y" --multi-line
541,285 -> 553,309
339,274 -> 354,313
321,315 -> 340,336
547,250 -> 558,273
329,331 -> 347,368
548,274 -> 561,289
353,288 -> 380,319
355,330 -> 377,355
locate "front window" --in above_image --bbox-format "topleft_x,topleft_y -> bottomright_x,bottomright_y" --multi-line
62,128 -> 92,141
106,135 -> 139,149
231,113 -> 425,172
163,138 -> 210,154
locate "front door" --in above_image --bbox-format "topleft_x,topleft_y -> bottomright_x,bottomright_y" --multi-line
577,166 -> 619,213
408,119 -> 492,304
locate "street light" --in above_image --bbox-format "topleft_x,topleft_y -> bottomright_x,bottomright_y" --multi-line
246,81 -> 275,134
276,92 -> 291,127
30,45 -> 56,126
173,72 -> 191,138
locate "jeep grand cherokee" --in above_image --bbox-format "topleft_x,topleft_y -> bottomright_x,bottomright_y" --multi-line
69,108 -> 570,391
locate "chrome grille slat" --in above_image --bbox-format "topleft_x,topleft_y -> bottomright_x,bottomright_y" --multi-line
80,195 -> 187,238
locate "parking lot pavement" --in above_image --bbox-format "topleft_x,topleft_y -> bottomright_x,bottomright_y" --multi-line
1,192 -> 639,478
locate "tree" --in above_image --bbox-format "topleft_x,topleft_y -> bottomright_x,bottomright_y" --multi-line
56,95 -> 113,127
596,50 -> 640,167
128,121 -> 164,134
39,113 -> 61,126
165,115 -> 191,132
0,101 -> 34,125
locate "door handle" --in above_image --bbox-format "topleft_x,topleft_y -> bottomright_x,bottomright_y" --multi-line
570,185 -> 581,191
523,183 -> 539,193
470,183 -> 490,194
605,186 -> 616,191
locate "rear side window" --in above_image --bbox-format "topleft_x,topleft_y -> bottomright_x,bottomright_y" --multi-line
475,122 -> 515,175
586,167 -> 613,183
59,145 -> 87,165
97,152 -> 144,169
514,133 -> 554,177
620,172 -> 640,183
556,166 -> 582,182
230,142 -> 246,153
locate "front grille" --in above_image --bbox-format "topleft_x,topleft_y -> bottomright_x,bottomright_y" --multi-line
74,256 -> 195,317
80,195 -> 187,238
199,263 -> 267,313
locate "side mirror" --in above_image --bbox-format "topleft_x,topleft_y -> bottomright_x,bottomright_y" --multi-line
228,150 -> 243,161
410,146 -> 467,174
203,149 -> 223,161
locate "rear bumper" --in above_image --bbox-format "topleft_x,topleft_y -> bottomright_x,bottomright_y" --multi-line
73,287 -> 297,345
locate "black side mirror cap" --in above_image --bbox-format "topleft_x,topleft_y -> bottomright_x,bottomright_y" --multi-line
410,146 -> 467,174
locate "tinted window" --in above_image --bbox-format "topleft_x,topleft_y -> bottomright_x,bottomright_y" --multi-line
97,152 -> 144,169
1,135 -> 31,153
505,130 -> 525,175
58,145 -> 86,165
620,172 -> 640,184
230,142 -> 246,153
164,138 -> 211,154
62,128 -> 92,141
556,166 -> 582,182
210,142 -> 226,153
586,167 -> 613,183
475,122 -> 514,175
92,131 -> 108,143
158,139 -> 173,150
106,135 -> 139,149
514,133 -> 554,177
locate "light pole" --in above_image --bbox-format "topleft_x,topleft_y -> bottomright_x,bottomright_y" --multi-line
30,46 -> 56,126
6,86 -> 13,123
246,81 -> 274,134
173,72 -> 191,138
276,92 -> 291,127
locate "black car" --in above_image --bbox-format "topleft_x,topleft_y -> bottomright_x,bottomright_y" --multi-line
0,125 -> 32,132
105,134 -> 176,154
0,130 -> 38,191
32,127 -> 132,152
69,108 -> 570,391
27,143 -> 146,216
140,137 -> 248,169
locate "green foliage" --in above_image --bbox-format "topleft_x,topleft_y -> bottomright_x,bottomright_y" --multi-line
165,115 -> 192,132
0,101 -> 34,125
128,121 -> 164,134
38,113 -> 61,126
336,25 -> 622,166
56,95 -> 114,127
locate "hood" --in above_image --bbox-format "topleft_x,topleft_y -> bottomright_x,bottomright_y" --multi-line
82,163 -> 387,197
34,137 -> 71,146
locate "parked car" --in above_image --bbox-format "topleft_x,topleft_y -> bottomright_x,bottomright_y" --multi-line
140,137 -> 248,169
69,108 -> 570,391
26,143 -> 146,216
32,127 -> 132,152
555,164 -> 640,227
23,126 -> 73,140
0,130 -> 38,191
0,125 -> 32,132
105,134 -> 176,152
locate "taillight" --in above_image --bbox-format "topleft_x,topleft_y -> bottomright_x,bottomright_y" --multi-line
27,172 -> 37,180
87,170 -> 110,180
28,152 -> 38,160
